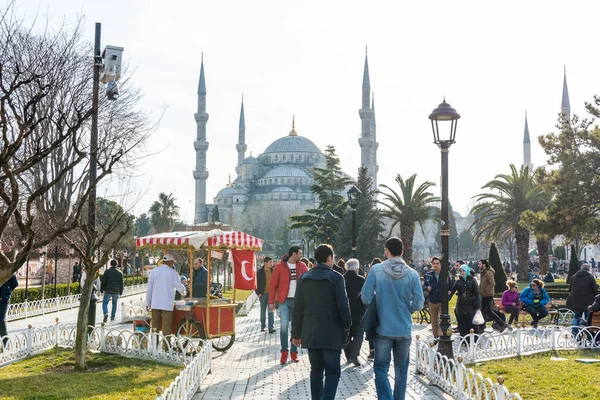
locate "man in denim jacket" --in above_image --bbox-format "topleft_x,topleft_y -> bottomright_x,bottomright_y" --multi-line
361,237 -> 424,400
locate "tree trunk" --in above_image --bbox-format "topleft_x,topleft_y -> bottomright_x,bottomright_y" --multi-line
515,224 -> 530,281
401,224 -> 415,263
536,239 -> 550,275
74,266 -> 95,370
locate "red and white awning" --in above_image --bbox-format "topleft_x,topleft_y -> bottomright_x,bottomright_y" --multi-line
136,230 -> 263,251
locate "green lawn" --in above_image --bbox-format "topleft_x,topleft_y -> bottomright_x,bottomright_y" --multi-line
0,347 -> 181,400
222,288 -> 254,302
472,350 -> 600,400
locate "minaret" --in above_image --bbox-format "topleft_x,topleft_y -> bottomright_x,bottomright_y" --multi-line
561,66 -> 571,121
236,96 -> 247,175
358,48 -> 376,191
369,92 -> 379,189
193,55 -> 209,224
523,111 -> 532,170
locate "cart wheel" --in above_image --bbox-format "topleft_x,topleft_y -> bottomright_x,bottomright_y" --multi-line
211,334 -> 235,352
176,319 -> 205,339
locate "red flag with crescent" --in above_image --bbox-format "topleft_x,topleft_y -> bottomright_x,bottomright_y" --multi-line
232,249 -> 257,290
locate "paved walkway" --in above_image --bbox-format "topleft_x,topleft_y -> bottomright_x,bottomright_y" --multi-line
192,302 -> 451,400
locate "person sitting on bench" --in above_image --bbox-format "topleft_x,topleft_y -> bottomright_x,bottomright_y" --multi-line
502,280 -> 521,328
520,278 -> 550,329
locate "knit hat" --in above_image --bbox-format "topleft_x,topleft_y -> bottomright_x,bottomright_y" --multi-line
459,264 -> 471,276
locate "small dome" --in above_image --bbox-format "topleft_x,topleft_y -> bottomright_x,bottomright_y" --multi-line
243,156 -> 259,164
264,165 -> 310,179
263,136 -> 321,154
215,186 -> 234,198
271,186 -> 294,193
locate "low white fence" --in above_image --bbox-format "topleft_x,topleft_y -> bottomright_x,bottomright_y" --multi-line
0,321 -> 212,400
7,284 -> 147,322
236,291 -> 258,316
416,324 -> 600,399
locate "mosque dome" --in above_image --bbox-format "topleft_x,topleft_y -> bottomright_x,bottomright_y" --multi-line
263,165 -> 310,179
263,135 -> 321,155
215,186 -> 234,198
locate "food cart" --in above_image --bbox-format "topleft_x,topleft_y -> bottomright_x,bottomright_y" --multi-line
135,230 -> 263,351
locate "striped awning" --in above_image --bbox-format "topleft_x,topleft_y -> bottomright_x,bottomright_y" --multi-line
206,231 -> 263,251
136,230 -> 263,251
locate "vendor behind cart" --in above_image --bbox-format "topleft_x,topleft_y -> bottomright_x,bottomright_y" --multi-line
146,254 -> 186,336
192,258 -> 208,298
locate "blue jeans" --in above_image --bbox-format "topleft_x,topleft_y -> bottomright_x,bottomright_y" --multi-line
102,293 -> 119,320
259,293 -> 274,330
308,348 -> 341,400
278,298 -> 297,353
0,298 -> 8,345
572,311 -> 588,335
524,304 -> 548,323
374,334 -> 412,400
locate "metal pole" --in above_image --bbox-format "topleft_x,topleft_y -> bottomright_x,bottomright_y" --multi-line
25,257 -> 29,299
54,245 -> 58,298
68,251 -> 72,297
438,142 -> 454,359
88,22 -> 101,251
352,209 -> 357,258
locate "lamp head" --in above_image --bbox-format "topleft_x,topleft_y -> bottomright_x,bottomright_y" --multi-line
347,185 -> 362,209
429,98 -> 460,147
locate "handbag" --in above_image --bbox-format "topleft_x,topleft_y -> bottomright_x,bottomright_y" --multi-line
473,309 -> 484,325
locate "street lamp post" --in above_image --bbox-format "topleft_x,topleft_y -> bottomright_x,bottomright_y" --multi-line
41,245 -> 48,299
53,244 -> 59,298
68,246 -> 75,297
301,238 -> 306,257
347,185 -> 362,258
429,98 -> 460,359
456,236 -> 459,262
323,211 -> 334,245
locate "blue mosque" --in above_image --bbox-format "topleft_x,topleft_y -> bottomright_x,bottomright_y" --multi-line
192,53 -> 379,227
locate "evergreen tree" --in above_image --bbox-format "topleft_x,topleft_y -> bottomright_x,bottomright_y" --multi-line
289,145 -> 352,244
488,242 -> 506,294
567,244 -> 579,284
336,167 -> 384,262
134,213 -> 151,237
212,206 -> 220,223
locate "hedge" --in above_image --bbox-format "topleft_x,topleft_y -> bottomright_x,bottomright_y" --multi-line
10,275 -> 148,304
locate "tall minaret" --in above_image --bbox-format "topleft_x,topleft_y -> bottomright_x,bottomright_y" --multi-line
561,66 -> 571,121
369,92 -> 378,189
523,111 -> 532,170
236,96 -> 247,175
358,48 -> 376,191
193,55 -> 209,224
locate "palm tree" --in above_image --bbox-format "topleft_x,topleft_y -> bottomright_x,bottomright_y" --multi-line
149,193 -> 180,233
379,174 -> 440,262
471,165 -> 548,280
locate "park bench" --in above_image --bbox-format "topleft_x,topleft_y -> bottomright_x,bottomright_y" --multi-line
493,298 -> 558,326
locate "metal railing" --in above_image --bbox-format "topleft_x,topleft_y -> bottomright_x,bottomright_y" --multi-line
1,321 -> 212,400
416,324 -> 600,399
7,284 -> 147,322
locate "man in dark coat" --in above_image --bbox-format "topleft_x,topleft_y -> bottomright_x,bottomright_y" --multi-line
567,263 -> 598,332
292,244 -> 351,400
343,258 -> 366,366
101,259 -> 124,323
192,258 -> 208,298
1,273 -> 18,346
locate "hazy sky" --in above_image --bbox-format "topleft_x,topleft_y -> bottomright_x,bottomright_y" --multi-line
16,0 -> 600,222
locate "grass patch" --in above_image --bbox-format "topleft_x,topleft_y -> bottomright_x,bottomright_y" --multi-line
0,347 -> 181,400
222,288 -> 254,302
472,350 -> 600,400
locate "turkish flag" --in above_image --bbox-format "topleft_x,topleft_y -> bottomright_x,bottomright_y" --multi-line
232,249 -> 257,290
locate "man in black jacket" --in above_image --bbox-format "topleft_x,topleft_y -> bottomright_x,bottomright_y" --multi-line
1,273 -> 18,346
101,259 -> 124,323
343,258 -> 365,366
567,263 -> 598,333
292,244 -> 351,400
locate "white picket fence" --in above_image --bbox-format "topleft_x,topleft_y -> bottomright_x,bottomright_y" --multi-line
0,321 -> 212,400
416,324 -> 600,399
7,284 -> 147,322
236,291 -> 258,316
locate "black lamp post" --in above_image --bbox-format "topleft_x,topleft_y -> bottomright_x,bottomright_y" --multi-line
323,212 -> 334,245
347,185 -> 362,258
456,236 -> 460,261
429,98 -> 460,359
53,244 -> 59,298
301,238 -> 306,256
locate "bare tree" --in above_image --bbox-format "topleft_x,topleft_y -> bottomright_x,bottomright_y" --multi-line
0,7 -> 154,369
